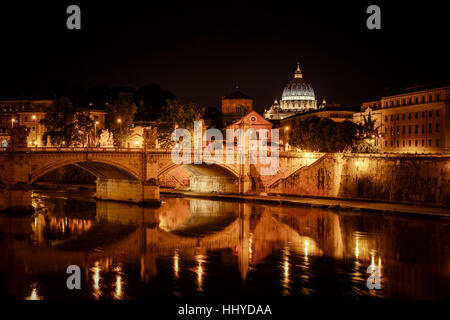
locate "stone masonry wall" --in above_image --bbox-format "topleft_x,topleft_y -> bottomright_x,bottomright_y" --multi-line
271,153 -> 450,206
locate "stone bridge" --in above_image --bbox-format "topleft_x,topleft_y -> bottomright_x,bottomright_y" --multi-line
0,147 -> 322,213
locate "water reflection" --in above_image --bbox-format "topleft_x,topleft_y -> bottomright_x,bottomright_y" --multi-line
25,283 -> 42,300
0,190 -> 448,300
90,261 -> 102,299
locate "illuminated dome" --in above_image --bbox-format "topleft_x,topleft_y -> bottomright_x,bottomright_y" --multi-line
280,63 -> 317,111
282,66 -> 315,101
264,63 -> 319,120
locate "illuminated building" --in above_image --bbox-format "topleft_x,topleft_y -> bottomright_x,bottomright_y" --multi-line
264,63 -> 324,120
226,110 -> 273,141
354,82 -> 450,153
221,85 -> 254,127
0,100 -> 105,147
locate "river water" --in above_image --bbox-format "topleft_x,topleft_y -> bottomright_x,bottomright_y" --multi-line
0,190 -> 449,300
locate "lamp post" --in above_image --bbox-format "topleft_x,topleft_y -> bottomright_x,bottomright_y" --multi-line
117,118 -> 122,147
284,125 -> 290,151
11,118 -> 15,128
32,115 -> 37,149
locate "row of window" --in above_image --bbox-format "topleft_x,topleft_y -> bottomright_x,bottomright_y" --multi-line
385,139 -> 440,148
385,123 -> 440,135
382,93 -> 440,109
385,110 -> 440,122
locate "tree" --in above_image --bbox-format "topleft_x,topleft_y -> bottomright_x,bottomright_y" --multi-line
41,97 -> 80,146
105,99 -> 137,147
134,84 -> 175,121
72,111 -> 95,147
352,113 -> 380,153
289,116 -> 357,152
157,99 -> 204,148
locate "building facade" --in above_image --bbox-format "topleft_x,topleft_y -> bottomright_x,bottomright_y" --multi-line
0,100 -> 106,147
221,85 -> 254,127
354,82 -> 450,153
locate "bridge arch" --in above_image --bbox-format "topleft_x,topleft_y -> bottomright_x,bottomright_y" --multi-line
31,159 -> 140,183
157,162 -> 240,179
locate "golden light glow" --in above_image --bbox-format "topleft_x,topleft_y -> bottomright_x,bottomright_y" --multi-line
173,250 -> 180,279
281,247 -> 291,295
25,283 -> 42,300
32,115 -> 37,120
113,265 -> 124,300
117,118 -> 122,124
355,239 -> 359,259
95,121 -> 99,125
285,126 -> 289,131
194,253 -> 206,292
304,240 -> 309,260
90,261 -> 102,299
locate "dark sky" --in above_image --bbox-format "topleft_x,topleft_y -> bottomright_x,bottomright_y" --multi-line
0,1 -> 449,112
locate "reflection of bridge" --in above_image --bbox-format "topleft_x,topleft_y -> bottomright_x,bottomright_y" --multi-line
0,148 -> 321,212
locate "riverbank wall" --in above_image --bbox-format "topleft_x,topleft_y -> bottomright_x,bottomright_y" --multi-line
270,153 -> 450,207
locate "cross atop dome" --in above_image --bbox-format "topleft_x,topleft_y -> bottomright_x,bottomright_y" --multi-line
294,62 -> 303,79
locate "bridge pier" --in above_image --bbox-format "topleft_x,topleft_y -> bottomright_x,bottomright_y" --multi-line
0,185 -> 34,214
95,178 -> 161,206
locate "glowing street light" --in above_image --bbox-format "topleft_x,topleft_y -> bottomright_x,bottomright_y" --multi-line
11,118 -> 15,128
32,115 -> 37,148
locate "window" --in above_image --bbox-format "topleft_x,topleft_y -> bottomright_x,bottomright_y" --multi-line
415,112 -> 418,119
436,110 -> 440,117
402,140 -> 405,147
24,116 -> 28,122
429,139 -> 432,147
436,139 -> 439,147
422,140 -> 424,147
436,94 -> 440,101
422,124 -> 425,134
436,123 -> 439,132
396,114 -> 399,121
385,141 -> 388,147
409,140 -> 411,147
415,97 -> 418,104
391,115 -> 394,121
402,125 -> 405,135
408,125 -> 411,134
396,126 -> 399,135
415,140 -> 418,147
385,126 -> 388,134
414,124 -> 418,134
429,95 -> 432,102
422,96 -> 425,103
385,115 -> 388,122
397,140 -> 399,147
408,98 -> 412,104
408,113 -> 411,119
390,126 -> 393,135
402,114 -> 405,120
429,111 -> 432,117
422,112 -> 425,118
428,123 -> 432,133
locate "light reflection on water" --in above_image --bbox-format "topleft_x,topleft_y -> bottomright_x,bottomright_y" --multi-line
0,190 -> 448,300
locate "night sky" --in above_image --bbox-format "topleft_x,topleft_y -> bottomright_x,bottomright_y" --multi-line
1,1 -> 449,112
